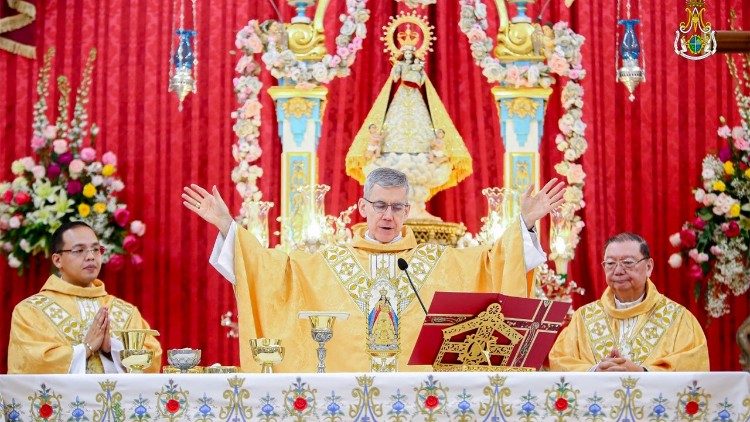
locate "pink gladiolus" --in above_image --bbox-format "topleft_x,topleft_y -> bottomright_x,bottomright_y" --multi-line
80,147 -> 97,162
114,208 -> 130,227
102,151 -> 118,166
123,234 -> 138,252
107,254 -> 125,270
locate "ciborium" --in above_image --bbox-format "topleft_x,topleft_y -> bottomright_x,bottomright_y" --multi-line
298,311 -> 349,373
249,338 -> 285,373
112,329 -> 159,373
167,348 -> 202,373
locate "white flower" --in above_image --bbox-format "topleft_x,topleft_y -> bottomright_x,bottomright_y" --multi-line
693,188 -> 705,203
19,239 -> 31,252
110,180 -> 125,192
10,160 -> 26,175
669,232 -> 681,247
91,175 -> 104,186
7,254 -> 21,268
130,220 -> 146,237
31,165 -> 46,180
668,253 -> 682,268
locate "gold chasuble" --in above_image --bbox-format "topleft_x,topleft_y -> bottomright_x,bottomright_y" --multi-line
8,275 -> 162,374
233,222 -> 533,373
549,280 -> 709,372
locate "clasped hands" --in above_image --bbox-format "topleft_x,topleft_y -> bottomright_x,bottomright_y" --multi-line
595,348 -> 646,372
83,306 -> 111,358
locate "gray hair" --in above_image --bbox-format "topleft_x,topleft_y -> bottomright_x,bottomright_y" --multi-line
604,232 -> 651,258
364,168 -> 410,198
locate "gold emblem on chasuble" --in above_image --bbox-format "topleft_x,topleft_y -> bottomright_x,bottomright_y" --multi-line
581,297 -> 683,364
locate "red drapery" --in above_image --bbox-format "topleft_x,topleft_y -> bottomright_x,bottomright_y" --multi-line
1,0 -> 749,372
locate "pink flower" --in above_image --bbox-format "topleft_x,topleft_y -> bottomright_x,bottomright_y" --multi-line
247,36 -> 262,53
102,151 -> 118,166
130,220 -> 146,236
242,100 -> 262,117
735,137 -> 750,151
710,245 -> 723,256
669,232 -> 681,247
31,165 -> 46,180
130,253 -> 144,268
350,37 -> 363,51
329,55 -> 341,67
724,220 -> 741,237
14,192 -> 31,206
107,254 -> 125,270
687,263 -> 704,281
66,180 -> 83,195
43,125 -> 57,139
31,135 -> 47,150
9,215 -> 21,228
549,54 -> 570,75
56,152 -> 73,166
568,67 -> 583,80
688,248 -> 700,262
47,163 -> 61,179
336,46 -> 350,59
123,234 -> 138,252
692,217 -> 706,230
717,125 -> 731,138
680,229 -> 697,248
68,159 -> 85,175
505,66 -> 522,86
3,190 -> 14,204
467,26 -> 485,43
114,208 -> 130,227
53,139 -> 68,154
80,147 -> 97,162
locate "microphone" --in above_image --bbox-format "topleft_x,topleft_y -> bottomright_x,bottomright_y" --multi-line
397,258 -> 428,315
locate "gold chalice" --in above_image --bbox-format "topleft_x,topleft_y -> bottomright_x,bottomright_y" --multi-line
298,311 -> 349,373
113,329 -> 159,373
249,338 -> 285,373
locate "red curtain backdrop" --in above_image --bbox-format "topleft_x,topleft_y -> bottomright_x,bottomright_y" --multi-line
1,0 -> 749,372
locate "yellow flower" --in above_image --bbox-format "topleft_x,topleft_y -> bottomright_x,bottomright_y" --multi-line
93,202 -> 107,214
102,164 -> 116,177
78,203 -> 91,217
713,180 -> 726,192
82,183 -> 96,198
724,161 -> 735,176
745,168 -> 750,179
729,203 -> 741,218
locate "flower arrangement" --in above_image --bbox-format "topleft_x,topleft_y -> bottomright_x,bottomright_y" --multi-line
669,121 -> 750,318
0,49 -> 145,272
231,0 -> 370,223
534,263 -> 585,303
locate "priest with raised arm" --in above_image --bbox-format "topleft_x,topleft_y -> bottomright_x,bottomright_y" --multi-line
183,168 -> 564,372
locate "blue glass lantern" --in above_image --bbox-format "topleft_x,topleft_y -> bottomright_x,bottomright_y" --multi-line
617,19 -> 645,101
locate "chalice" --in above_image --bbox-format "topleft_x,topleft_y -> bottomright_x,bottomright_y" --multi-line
112,329 -> 159,373
298,311 -> 349,373
249,338 -> 284,373
167,348 -> 202,373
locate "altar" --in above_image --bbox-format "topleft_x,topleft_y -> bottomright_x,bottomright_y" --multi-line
1,372 -> 749,421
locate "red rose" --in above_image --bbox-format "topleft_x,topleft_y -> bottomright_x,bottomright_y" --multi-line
39,403 -> 53,419
123,235 -> 138,252
555,397 -> 568,411
425,395 -> 439,409
739,162 -> 749,171
14,191 -> 31,206
680,229 -> 697,248
692,217 -> 706,230
166,399 -> 180,414
293,397 -> 307,411
107,254 -> 125,271
688,263 -> 704,281
685,400 -> 699,415
3,190 -> 13,204
724,221 -> 741,238
114,208 -> 131,227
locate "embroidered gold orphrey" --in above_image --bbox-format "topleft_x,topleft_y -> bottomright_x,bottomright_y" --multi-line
581,296 -> 684,364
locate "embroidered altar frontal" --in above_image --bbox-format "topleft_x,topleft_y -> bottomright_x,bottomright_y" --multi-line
1,372 -> 749,421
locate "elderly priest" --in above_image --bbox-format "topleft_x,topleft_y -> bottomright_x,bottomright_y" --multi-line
183,167 -> 565,372
549,232 -> 709,372
7,222 -> 161,374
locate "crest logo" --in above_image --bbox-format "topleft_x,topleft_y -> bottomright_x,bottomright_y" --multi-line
674,0 -> 717,60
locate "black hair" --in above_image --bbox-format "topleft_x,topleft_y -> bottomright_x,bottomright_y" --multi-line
50,221 -> 95,253
604,232 -> 651,258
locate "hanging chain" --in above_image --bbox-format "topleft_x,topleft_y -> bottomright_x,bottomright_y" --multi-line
176,0 -> 185,69
615,0 -> 621,79
169,0 -> 179,79
192,0 -> 198,92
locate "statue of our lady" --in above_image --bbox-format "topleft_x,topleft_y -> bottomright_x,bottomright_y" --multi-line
345,13 -> 472,220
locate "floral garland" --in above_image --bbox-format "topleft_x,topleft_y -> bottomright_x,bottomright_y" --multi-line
458,1 -> 588,266
0,49 -> 145,272
669,123 -> 750,318
231,0 -> 370,223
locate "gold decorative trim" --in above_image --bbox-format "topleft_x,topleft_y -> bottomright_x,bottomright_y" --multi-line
506,97 -> 539,118
267,85 -> 328,100
25,294 -> 83,343
282,97 -> 315,118
491,86 -> 553,100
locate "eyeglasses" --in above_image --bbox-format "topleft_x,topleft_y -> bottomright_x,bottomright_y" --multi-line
362,198 -> 409,215
601,257 -> 649,271
56,246 -> 105,258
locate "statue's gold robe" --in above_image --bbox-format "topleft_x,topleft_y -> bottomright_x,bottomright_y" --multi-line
7,275 -> 162,374
549,280 -> 709,372
233,223 -> 533,372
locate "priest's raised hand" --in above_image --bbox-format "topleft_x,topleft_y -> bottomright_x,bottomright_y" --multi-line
182,184 -> 234,237
520,177 -> 566,230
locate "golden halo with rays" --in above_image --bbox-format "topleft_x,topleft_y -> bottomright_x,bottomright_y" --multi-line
380,11 -> 435,63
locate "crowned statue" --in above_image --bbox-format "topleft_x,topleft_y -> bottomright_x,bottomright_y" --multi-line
346,12 -> 472,220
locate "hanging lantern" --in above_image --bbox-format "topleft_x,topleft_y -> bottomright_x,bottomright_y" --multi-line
168,0 -> 198,111
615,0 -> 646,102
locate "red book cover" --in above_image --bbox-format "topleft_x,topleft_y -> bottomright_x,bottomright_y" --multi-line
408,291 -> 570,370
